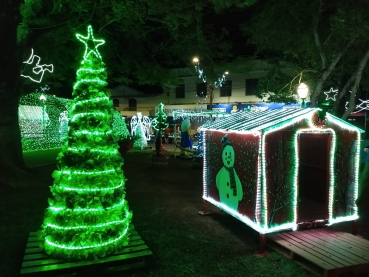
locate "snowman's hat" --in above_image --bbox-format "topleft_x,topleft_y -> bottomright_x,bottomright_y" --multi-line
221,134 -> 231,149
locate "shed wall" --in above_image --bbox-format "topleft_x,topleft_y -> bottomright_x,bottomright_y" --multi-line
204,130 -> 260,224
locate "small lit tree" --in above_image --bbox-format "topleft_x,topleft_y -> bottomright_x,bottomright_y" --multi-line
151,102 -> 169,156
112,109 -> 130,141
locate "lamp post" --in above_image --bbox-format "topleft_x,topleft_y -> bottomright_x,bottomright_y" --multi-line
40,94 -> 47,134
297,83 -> 309,108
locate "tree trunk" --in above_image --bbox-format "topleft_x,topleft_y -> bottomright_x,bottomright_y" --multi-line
310,7 -> 356,107
207,84 -> 214,110
0,0 -> 34,188
331,74 -> 355,116
341,48 -> 369,120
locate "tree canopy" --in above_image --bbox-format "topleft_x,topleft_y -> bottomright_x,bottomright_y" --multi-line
18,0 -> 257,98
244,0 -> 369,118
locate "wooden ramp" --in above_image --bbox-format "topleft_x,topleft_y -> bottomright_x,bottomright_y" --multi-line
20,226 -> 153,276
267,228 -> 369,277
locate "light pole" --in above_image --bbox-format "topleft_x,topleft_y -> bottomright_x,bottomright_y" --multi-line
40,94 -> 47,134
297,83 -> 309,108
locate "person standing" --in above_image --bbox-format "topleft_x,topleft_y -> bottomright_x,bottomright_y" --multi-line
180,117 -> 192,156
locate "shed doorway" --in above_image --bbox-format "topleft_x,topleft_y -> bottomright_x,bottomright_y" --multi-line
298,133 -> 331,225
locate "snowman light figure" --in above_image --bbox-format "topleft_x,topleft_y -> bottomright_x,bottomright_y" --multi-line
216,134 -> 243,211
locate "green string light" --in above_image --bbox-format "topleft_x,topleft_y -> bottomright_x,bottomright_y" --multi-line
50,199 -> 126,212
73,78 -> 108,90
59,181 -> 123,191
70,97 -> 109,112
45,226 -> 128,250
70,111 -> 108,122
76,68 -> 105,75
67,147 -> 118,155
46,215 -> 129,230
61,168 -> 116,175
73,130 -> 113,136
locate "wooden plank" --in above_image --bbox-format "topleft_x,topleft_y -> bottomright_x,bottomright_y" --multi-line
292,230 -> 367,265
285,231 -> 356,266
25,248 -> 43,254
22,244 -> 150,268
24,238 -> 147,261
319,228 -> 369,249
307,229 -> 369,261
21,225 -> 152,276
268,229 -> 369,277
268,233 -> 337,270
308,228 -> 369,254
275,232 -> 344,268
28,236 -> 38,242
20,249 -> 152,275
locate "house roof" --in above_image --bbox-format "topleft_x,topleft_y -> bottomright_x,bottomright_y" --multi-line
110,84 -> 162,98
203,108 -> 365,132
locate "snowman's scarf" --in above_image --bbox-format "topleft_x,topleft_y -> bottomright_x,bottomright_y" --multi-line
223,165 -> 237,196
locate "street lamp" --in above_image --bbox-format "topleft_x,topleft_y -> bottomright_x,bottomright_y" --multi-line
297,83 -> 309,108
40,94 -> 47,133
192,57 -> 199,63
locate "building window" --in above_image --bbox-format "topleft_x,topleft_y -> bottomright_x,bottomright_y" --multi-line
245,79 -> 258,96
128,98 -> 137,111
112,98 -> 119,107
220,80 -> 232,97
196,82 -> 207,97
175,84 -> 185,98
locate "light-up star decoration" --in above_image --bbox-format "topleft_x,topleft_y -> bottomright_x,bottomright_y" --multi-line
324,87 -> 338,101
346,99 -> 369,113
20,49 -> 54,83
76,25 -> 105,60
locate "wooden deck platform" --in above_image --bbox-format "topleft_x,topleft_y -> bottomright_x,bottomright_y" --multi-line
267,227 -> 369,277
20,226 -> 153,276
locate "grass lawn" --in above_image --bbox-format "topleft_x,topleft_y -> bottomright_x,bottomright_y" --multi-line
0,148 -> 368,277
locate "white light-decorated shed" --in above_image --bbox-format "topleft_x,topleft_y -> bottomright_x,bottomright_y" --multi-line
201,108 -> 363,238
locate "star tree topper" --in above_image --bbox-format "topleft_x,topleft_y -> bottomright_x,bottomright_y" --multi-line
324,87 -> 338,101
76,25 -> 105,60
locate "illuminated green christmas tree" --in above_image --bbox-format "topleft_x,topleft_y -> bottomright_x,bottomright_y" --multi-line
152,102 -> 169,156
38,25 -> 132,260
112,109 -> 130,141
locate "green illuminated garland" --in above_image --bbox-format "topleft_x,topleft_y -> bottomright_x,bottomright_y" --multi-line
38,25 -> 132,261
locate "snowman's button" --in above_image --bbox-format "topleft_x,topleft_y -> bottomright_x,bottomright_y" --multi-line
227,193 -> 229,198
227,182 -> 229,186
